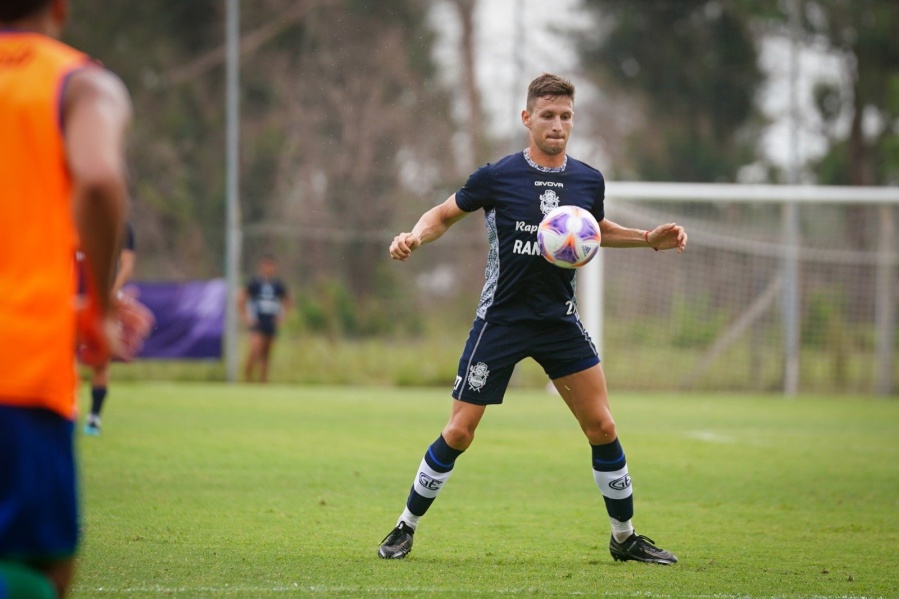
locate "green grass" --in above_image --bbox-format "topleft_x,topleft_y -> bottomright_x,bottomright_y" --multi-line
71,384 -> 899,598
103,328 -> 897,394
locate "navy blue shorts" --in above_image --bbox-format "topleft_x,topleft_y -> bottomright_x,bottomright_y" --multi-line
452,318 -> 600,405
252,316 -> 278,337
0,405 -> 79,562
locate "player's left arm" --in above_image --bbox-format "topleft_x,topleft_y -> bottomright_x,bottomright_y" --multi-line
278,286 -> 292,326
599,218 -> 687,253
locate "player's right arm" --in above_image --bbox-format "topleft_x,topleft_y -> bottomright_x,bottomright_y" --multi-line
65,67 -> 154,362
389,194 -> 469,261
65,67 -> 132,316
237,286 -> 253,327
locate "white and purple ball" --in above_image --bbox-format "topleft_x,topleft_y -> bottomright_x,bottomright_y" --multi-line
537,205 -> 601,269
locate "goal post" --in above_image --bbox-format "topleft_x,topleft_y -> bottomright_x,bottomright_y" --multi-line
579,182 -> 899,396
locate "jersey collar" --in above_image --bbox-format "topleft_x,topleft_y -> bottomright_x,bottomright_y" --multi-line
523,148 -> 567,173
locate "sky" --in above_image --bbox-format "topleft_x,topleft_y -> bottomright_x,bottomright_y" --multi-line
755,34 -> 846,181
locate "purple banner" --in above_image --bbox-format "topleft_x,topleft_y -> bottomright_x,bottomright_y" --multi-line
129,279 -> 226,359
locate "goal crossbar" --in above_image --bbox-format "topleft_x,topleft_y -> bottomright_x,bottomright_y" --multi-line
606,182 -> 899,204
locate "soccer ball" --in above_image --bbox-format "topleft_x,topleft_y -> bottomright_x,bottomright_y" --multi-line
537,205 -> 601,268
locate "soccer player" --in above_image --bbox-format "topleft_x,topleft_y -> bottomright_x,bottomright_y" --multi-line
237,255 -> 292,383
85,222 -> 136,436
0,0 -> 151,596
379,74 -> 687,564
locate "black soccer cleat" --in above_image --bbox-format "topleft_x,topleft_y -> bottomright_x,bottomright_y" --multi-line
378,522 -> 415,559
609,533 -> 678,565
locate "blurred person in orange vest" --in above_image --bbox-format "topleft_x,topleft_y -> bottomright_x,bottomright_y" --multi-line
0,0 -> 152,596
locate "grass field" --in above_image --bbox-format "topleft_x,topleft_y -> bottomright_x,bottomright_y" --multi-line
71,383 -> 899,598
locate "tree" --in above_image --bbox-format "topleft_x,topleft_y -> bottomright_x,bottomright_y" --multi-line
65,0 -> 458,300
578,0 -> 765,182
67,0 -> 229,278
242,0 -> 456,300
797,0 -> 899,189
448,0 -> 493,170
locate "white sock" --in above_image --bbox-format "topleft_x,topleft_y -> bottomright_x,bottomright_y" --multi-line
398,507 -> 420,531
611,518 -> 634,542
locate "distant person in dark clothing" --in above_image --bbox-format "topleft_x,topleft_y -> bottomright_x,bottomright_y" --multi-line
85,222 -> 136,436
238,255 -> 291,383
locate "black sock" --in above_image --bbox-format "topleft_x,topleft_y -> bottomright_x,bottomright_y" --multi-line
405,435 -> 465,518
90,386 -> 107,417
591,438 -> 634,523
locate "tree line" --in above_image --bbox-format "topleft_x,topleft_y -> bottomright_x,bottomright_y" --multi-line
63,0 -> 898,333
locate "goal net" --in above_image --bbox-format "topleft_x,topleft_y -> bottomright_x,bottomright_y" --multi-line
579,182 -> 898,396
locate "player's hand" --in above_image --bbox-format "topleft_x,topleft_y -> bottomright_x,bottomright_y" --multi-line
76,296 -> 111,367
647,223 -> 688,254
113,293 -> 155,360
77,292 -> 154,365
389,232 -> 421,261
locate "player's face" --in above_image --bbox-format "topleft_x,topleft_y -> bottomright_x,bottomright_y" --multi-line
523,95 -> 574,158
259,259 -> 277,278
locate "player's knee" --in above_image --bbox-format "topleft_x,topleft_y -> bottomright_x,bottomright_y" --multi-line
442,423 -> 475,451
583,418 -> 617,445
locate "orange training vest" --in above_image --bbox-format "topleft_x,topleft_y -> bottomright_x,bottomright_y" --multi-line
0,31 -> 92,420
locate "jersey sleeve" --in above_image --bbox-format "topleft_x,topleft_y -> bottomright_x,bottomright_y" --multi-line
454,163 -> 495,212
123,222 -> 135,251
591,173 -> 606,223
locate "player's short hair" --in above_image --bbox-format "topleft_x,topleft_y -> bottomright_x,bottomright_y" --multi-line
0,0 -> 53,22
526,74 -> 575,113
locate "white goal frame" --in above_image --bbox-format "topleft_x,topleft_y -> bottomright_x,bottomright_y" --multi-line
579,182 -> 899,396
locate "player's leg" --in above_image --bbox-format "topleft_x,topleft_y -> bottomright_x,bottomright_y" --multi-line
379,318 -> 520,559
36,558 -> 75,598
257,334 -> 274,383
242,337 -> 254,382
552,364 -> 627,524
0,561 -> 57,599
378,400 -> 485,559
553,364 -> 677,564
406,399 -> 485,523
0,406 -> 80,596
243,331 -> 263,382
85,361 -> 110,435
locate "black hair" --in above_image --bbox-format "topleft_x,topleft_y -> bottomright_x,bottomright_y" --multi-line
0,0 -> 53,22
526,73 -> 575,113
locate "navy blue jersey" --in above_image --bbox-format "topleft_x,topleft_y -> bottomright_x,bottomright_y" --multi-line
245,277 -> 288,321
75,222 -> 134,295
122,222 -> 135,252
454,150 -> 605,325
